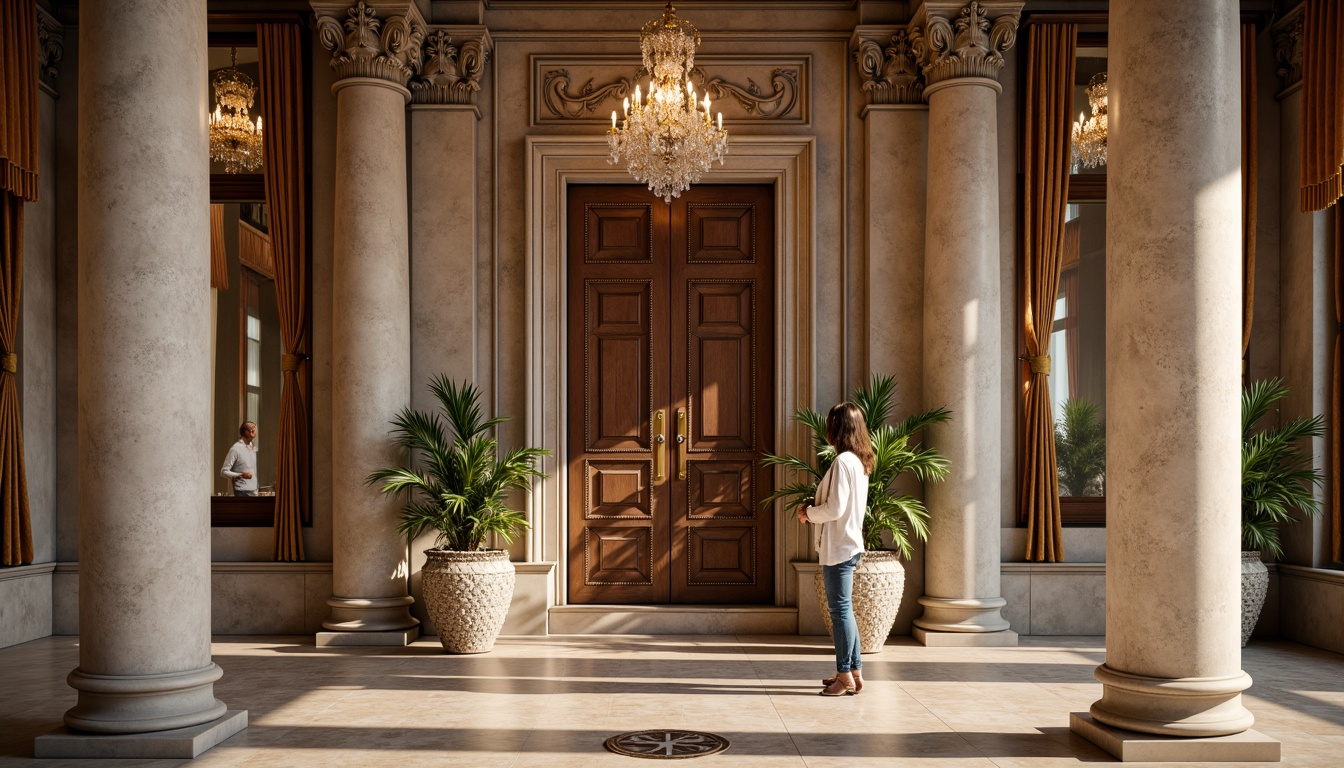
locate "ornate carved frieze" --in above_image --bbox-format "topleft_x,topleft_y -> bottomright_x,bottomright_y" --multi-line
852,26 -> 923,105
1271,4 -> 1303,99
312,1 -> 426,86
532,56 -> 809,127
410,27 -> 492,104
36,6 -> 64,96
908,1 -> 1023,89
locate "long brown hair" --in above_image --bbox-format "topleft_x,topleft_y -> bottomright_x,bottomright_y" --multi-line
826,402 -> 875,475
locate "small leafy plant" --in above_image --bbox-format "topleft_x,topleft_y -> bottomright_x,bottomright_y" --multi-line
368,375 -> 549,551
1242,378 -> 1325,558
1055,398 -> 1106,497
761,374 -> 951,557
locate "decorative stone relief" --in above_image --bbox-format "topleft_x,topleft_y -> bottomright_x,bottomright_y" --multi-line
908,0 -> 1023,89
313,1 -> 425,86
1271,5 -> 1303,99
533,56 -> 808,126
410,27 -> 492,105
36,7 -> 64,95
853,27 -> 924,105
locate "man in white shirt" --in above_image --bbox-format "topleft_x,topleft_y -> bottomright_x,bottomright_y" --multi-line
221,422 -> 259,496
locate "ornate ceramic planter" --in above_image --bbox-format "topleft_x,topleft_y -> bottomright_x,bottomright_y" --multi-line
422,549 -> 515,654
815,550 -> 906,654
1240,550 -> 1269,647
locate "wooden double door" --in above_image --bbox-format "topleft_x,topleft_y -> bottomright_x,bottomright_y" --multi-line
567,184 -> 775,604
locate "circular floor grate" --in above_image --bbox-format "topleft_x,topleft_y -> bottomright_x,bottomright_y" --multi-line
603,730 -> 731,759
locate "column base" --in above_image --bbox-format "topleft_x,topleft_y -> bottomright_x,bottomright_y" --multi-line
322,594 -> 420,633
912,627 -> 1019,647
1071,712 -> 1280,763
62,663 -> 226,733
1089,663 -> 1256,736
35,709 -> 247,759
914,595 -> 1012,633
317,627 -> 420,647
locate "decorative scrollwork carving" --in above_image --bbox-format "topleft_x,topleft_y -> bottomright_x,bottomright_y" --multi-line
314,1 -> 425,86
411,29 -> 491,104
854,29 -> 923,105
695,68 -> 799,119
1271,7 -> 1303,97
36,7 -> 64,92
909,0 -> 1022,88
542,70 -> 636,118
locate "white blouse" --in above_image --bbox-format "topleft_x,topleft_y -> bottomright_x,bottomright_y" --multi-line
807,451 -> 869,566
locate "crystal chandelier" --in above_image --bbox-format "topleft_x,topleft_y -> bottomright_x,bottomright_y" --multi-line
608,2 -> 728,203
209,48 -> 264,174
1071,72 -> 1107,170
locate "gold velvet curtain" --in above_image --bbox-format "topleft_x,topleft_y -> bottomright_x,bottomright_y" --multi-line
259,23 -> 309,561
1242,23 -> 1258,361
1301,0 -> 1343,212
1020,23 -> 1076,562
0,0 -> 38,566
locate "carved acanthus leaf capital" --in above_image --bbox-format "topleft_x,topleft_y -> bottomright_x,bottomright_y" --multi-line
1271,5 -> 1303,99
312,1 -> 426,86
410,26 -> 492,104
36,7 -> 64,95
852,26 -> 924,105
909,0 -> 1023,89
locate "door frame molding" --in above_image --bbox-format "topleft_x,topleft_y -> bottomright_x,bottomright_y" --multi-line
525,135 -> 816,607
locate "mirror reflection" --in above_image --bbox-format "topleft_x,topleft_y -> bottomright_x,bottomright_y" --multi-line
212,202 -> 282,496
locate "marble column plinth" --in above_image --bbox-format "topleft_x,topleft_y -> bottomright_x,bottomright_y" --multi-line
323,76 -> 419,642
1073,0 -> 1262,747
51,0 -> 243,748
914,76 -> 1014,646
36,711 -> 248,759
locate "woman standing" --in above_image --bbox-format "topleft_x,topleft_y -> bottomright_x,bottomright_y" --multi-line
798,402 -> 874,696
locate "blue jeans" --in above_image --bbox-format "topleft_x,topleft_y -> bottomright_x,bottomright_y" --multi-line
822,552 -> 862,673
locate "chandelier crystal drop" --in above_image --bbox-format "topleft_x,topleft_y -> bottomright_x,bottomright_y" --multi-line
1070,72 -> 1107,170
608,2 -> 728,203
209,47 -> 264,174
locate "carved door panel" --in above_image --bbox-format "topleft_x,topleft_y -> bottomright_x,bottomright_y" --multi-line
567,184 -> 773,605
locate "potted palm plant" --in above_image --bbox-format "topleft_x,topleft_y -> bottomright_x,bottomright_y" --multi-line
763,374 -> 951,653
369,375 -> 548,654
1055,398 -> 1105,497
1240,378 -> 1325,646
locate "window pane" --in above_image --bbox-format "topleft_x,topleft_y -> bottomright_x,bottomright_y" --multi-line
247,392 -> 260,425
247,338 -> 261,387
1050,202 -> 1106,496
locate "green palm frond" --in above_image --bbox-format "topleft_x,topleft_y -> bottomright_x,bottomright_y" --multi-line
1241,380 -> 1325,559
761,373 -> 952,558
1055,399 -> 1105,497
369,376 -> 550,552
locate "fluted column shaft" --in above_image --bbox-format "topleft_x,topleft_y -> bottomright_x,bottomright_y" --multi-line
69,0 -> 225,732
909,1 -> 1020,643
1086,0 -> 1252,737
315,1 -> 425,636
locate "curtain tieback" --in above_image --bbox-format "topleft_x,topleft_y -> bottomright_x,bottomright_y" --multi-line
281,353 -> 307,373
1,352 -> 16,374
1026,355 -> 1051,375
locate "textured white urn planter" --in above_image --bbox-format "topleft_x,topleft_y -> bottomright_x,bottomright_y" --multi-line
1240,551 -> 1269,647
814,550 -> 906,654
422,549 -> 515,654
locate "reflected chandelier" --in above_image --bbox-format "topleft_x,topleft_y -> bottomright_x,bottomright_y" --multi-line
1071,72 -> 1107,170
209,48 -> 264,174
608,2 -> 728,203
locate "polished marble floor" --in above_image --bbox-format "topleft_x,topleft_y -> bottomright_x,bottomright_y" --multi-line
1,634 -> 1342,767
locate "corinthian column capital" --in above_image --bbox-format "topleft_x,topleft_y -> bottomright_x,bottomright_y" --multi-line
410,26 -> 493,105
852,26 -> 924,105
36,6 -> 65,96
313,1 -> 427,86
1271,4 -> 1303,99
909,1 -> 1023,90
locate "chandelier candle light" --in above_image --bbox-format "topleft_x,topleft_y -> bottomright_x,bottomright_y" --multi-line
1070,72 -> 1107,170
209,47 -> 264,174
608,2 -> 728,203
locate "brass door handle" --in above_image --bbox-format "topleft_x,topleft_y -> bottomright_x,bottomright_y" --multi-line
675,407 -> 688,480
652,409 -> 666,481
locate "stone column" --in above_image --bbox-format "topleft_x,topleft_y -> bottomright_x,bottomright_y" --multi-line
1070,0 -> 1277,759
853,26 -> 929,634
313,0 -> 425,644
908,0 -> 1021,646
37,0 -> 247,756
406,25 -> 492,630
